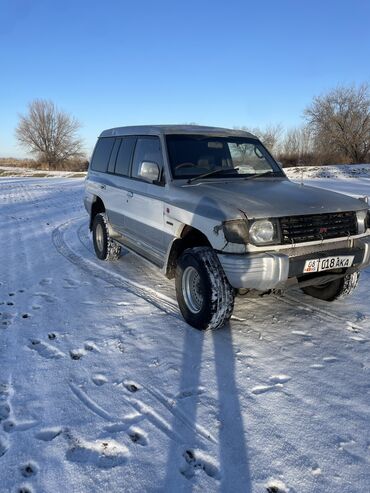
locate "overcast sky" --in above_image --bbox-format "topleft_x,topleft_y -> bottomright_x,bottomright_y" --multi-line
1,0 -> 369,158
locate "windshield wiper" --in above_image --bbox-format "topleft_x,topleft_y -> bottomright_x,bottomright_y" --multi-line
242,170 -> 281,180
187,167 -> 240,184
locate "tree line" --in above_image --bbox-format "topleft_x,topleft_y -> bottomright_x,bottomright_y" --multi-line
238,83 -> 370,167
13,83 -> 370,170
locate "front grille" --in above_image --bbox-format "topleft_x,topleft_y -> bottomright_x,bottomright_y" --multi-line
280,211 -> 358,244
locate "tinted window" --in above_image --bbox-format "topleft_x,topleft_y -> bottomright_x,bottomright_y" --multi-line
131,137 -> 163,179
114,136 -> 136,176
90,137 -> 115,173
107,138 -> 121,173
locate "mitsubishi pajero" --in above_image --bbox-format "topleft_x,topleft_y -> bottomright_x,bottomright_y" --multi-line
84,125 -> 370,329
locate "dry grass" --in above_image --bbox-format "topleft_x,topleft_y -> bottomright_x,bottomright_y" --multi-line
0,157 -> 88,171
0,157 -> 39,168
0,167 -> 86,178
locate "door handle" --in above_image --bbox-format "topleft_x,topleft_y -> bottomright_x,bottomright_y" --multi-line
100,184 -> 106,190
127,191 -> 133,198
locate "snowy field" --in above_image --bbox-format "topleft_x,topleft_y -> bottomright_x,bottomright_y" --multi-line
0,174 -> 370,493
0,165 -> 86,179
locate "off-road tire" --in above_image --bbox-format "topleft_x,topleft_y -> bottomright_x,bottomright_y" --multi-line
92,213 -> 121,261
175,247 -> 235,330
301,271 -> 360,301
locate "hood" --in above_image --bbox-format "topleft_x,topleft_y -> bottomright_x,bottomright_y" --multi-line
180,178 -> 365,220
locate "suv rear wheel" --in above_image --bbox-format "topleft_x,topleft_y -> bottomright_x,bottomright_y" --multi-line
301,271 -> 360,301
92,213 -> 121,261
175,247 -> 235,330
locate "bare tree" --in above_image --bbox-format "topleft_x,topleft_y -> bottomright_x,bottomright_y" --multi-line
235,124 -> 283,154
279,125 -> 314,166
258,124 -> 284,154
304,84 -> 370,164
16,99 -> 84,170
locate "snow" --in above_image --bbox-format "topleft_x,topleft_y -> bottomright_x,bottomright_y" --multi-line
286,163 -> 370,199
0,173 -> 370,492
285,163 -> 370,180
0,165 -> 86,179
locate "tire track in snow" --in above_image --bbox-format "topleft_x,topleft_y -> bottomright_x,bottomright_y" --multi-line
52,217 -> 180,319
274,293 -> 366,331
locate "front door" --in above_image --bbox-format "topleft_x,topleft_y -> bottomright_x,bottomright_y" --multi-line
124,136 -> 166,264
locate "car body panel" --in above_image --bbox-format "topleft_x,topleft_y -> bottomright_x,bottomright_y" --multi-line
171,179 -> 366,220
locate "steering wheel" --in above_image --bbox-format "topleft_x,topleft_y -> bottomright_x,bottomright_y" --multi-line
175,162 -> 196,170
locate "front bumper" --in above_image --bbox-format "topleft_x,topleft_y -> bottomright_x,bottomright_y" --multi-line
218,235 -> 370,290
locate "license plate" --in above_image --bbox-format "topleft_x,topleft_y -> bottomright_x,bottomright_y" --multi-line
303,255 -> 354,273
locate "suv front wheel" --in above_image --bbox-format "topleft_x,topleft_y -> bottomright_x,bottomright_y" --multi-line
92,213 -> 121,261
175,247 -> 235,330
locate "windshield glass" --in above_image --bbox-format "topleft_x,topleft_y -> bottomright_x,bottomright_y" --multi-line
166,135 -> 284,180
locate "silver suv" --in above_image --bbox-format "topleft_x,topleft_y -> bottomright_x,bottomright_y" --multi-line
84,125 -> 370,330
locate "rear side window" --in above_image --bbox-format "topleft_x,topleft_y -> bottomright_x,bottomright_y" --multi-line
107,138 -> 121,173
90,137 -> 115,172
114,136 -> 136,176
131,137 -> 163,179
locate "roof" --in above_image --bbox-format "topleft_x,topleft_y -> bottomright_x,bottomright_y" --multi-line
99,125 -> 257,139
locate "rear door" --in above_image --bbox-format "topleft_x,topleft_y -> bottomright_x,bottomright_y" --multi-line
86,136 -> 115,219
105,136 -> 136,234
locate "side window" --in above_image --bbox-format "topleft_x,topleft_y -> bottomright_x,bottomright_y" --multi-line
90,137 -> 115,173
131,137 -> 163,180
107,138 -> 121,173
114,136 -> 136,176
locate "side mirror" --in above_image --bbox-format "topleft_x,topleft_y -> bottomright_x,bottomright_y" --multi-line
139,161 -> 160,183
358,195 -> 369,205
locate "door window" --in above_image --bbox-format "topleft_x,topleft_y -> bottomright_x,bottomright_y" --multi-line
90,137 -> 115,172
107,138 -> 121,173
114,136 -> 136,176
131,137 -> 163,180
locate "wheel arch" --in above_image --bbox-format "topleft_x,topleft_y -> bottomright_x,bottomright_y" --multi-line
164,225 -> 212,279
89,196 -> 105,231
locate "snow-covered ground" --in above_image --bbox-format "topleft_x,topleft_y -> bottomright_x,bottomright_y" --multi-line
0,165 -> 86,179
286,164 -> 370,199
0,175 -> 370,493
285,163 -> 370,180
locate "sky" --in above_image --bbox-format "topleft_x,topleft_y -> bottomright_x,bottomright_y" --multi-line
0,0 -> 369,158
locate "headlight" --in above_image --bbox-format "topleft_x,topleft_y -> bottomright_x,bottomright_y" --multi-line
356,210 -> 368,234
249,219 -> 278,245
222,220 -> 249,244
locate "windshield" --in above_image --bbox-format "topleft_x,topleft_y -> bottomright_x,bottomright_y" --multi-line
166,135 -> 285,180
